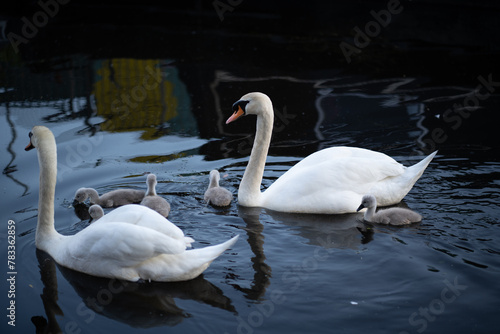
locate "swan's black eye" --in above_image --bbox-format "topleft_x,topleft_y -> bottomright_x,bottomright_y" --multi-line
232,100 -> 249,113
29,132 -> 33,138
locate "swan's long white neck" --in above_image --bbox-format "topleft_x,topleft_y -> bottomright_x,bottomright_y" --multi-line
35,137 -> 60,251
238,103 -> 274,207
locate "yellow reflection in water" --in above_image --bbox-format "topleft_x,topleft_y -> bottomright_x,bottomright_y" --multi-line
93,58 -> 178,137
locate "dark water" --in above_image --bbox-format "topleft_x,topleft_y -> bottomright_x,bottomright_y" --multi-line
1,2 -> 500,334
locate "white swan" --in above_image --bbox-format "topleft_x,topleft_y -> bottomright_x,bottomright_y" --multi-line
88,204 -> 104,221
94,204 -> 194,247
88,202 -> 193,247
357,194 -> 422,225
140,174 -> 171,217
25,126 -> 238,282
226,92 -> 437,214
73,187 -> 145,207
204,170 -> 233,207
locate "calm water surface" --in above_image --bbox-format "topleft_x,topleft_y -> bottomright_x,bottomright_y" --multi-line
1,67 -> 499,334
1,3 -> 500,334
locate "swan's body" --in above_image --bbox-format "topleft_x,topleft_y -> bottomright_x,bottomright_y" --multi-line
140,174 -> 171,217
26,126 -> 238,282
357,194 -> 422,225
204,170 -> 233,207
88,204 -> 104,221
74,187 -> 145,207
226,92 -> 437,214
93,204 -> 194,247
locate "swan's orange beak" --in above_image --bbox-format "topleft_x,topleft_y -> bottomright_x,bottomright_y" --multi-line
25,141 -> 35,151
226,105 -> 245,124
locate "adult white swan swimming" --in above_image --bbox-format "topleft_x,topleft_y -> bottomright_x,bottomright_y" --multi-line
226,92 -> 437,214
25,126 -> 238,282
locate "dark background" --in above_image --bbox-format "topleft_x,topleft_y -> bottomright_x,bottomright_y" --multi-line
3,1 -> 498,75
1,0 -> 499,155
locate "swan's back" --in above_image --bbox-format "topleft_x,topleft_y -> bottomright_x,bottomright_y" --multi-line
261,147 -> 406,213
292,146 -> 403,171
100,189 -> 145,206
94,204 -> 187,243
205,187 -> 233,207
53,223 -> 237,282
372,207 -> 422,225
75,188 -> 145,207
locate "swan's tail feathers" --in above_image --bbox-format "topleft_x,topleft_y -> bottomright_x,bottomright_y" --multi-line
409,151 -> 437,174
404,151 -> 437,185
191,235 -> 239,265
141,235 -> 239,282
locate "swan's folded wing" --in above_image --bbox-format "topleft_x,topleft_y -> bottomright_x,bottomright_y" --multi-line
99,189 -> 145,206
269,154 -> 404,195
93,204 -> 185,240
261,149 -> 406,213
292,146 -> 402,171
64,222 -> 186,268
282,147 -> 405,190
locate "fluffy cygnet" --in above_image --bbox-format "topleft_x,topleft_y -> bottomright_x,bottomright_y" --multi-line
140,174 -> 171,217
204,170 -> 233,207
88,204 -> 104,221
356,194 -> 422,225
73,187 -> 145,207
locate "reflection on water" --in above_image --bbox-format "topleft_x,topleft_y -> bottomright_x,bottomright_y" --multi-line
3,104 -> 29,195
33,249 -> 236,331
231,205 -> 375,301
265,210 -> 373,249
93,59 -> 197,137
232,206 -> 271,300
32,250 -> 63,334
2,56 -> 198,137
2,51 -> 495,160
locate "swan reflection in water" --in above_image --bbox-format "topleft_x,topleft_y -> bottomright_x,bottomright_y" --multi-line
264,209 -> 374,249
232,206 -> 374,301
31,250 -> 236,332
